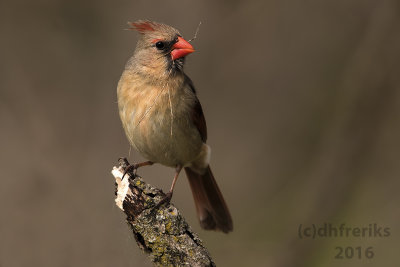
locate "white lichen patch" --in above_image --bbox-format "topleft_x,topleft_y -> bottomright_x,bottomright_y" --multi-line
111,166 -> 131,210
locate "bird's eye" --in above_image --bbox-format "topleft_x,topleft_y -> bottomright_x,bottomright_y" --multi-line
155,41 -> 165,50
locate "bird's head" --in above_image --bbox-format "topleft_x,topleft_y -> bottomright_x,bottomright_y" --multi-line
129,20 -> 195,75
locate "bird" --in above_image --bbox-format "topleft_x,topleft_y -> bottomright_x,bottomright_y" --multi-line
117,20 -> 233,233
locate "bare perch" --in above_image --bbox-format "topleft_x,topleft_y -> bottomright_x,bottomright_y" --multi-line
111,158 -> 216,267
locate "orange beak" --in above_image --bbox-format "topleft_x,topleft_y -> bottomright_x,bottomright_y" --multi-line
171,37 -> 195,60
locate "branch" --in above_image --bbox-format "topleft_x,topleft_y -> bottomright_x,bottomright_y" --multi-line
111,158 -> 216,267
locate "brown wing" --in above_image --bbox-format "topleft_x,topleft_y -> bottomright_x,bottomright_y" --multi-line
192,99 -> 207,142
185,75 -> 207,142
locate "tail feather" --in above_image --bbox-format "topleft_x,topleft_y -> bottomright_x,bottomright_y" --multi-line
185,166 -> 233,233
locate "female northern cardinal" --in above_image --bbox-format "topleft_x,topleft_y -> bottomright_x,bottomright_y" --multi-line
117,20 -> 233,233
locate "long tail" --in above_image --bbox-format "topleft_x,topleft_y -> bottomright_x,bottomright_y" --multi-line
185,166 -> 233,233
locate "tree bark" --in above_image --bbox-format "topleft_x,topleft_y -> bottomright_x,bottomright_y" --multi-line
111,158 -> 216,267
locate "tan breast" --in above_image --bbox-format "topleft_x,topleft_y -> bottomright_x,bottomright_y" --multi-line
117,70 -> 203,167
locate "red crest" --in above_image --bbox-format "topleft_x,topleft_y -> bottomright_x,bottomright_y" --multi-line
129,21 -> 156,33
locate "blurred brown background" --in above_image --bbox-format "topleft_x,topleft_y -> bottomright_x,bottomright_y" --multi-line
1,0 -> 399,266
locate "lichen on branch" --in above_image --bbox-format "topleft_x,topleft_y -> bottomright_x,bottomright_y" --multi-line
111,158 -> 216,267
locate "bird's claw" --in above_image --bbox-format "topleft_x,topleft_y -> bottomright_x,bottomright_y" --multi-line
155,192 -> 173,208
121,163 -> 138,180
118,157 -> 137,180
118,157 -> 130,168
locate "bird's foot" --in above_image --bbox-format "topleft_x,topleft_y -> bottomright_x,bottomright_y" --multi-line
118,157 -> 138,180
121,164 -> 137,180
155,191 -> 173,208
118,158 -> 154,180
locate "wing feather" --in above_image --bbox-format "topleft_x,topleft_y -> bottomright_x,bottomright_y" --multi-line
185,75 -> 207,142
